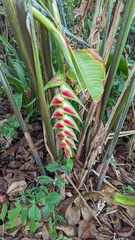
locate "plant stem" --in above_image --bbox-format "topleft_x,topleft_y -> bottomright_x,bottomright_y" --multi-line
0,65 -> 46,175
101,0 -> 135,118
28,3 -> 57,159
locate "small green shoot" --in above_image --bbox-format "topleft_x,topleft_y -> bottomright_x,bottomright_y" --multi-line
122,185 -> 134,194
0,162 -> 70,235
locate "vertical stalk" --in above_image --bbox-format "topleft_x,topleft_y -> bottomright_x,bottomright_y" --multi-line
101,0 -> 135,118
28,3 -> 57,159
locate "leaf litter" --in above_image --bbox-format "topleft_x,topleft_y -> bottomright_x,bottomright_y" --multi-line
0,88 -> 135,239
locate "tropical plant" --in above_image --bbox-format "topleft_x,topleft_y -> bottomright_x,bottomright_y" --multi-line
0,0 -> 135,236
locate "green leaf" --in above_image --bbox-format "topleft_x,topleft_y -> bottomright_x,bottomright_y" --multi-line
21,207 -> 28,226
60,165 -> 71,173
55,176 -> 67,188
107,48 -> 128,75
45,191 -> 62,204
43,203 -> 54,215
29,218 -> 38,233
44,71 -> 64,90
55,213 -> 66,224
28,204 -> 41,221
8,206 -> 21,221
7,128 -> 15,138
46,163 -> 59,172
36,176 -> 54,184
0,203 -> 8,221
14,93 -> 22,110
65,158 -> 73,171
111,193 -> 135,206
36,190 -> 46,202
5,220 -> 16,228
69,49 -> 106,102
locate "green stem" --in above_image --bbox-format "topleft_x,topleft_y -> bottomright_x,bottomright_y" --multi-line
101,0 -> 135,118
29,3 -> 57,159
0,65 -> 46,175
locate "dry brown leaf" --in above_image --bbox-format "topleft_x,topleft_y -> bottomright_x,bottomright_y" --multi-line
0,177 -> 8,193
65,196 -> 81,226
7,180 -> 27,194
39,224 -> 50,240
81,205 -> 93,221
116,226 -> 134,237
22,238 -> 31,240
78,220 -> 94,239
0,193 -> 6,204
56,224 -> 77,238
101,182 -> 115,193
99,216 -> 113,230
73,1 -> 88,18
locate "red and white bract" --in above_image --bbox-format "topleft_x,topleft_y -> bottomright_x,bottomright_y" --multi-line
51,94 -> 64,105
60,83 -> 87,110
54,120 -> 64,129
64,145 -> 72,158
63,101 -> 82,121
60,84 -> 75,99
65,138 -> 76,149
59,139 -> 67,147
63,115 -> 79,131
52,108 -> 64,118
64,127 -> 77,141
57,131 -> 65,138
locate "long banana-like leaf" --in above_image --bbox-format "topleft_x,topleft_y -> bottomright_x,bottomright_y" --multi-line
68,49 -> 106,102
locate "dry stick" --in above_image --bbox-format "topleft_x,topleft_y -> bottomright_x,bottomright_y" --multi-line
64,171 -> 102,226
88,0 -> 101,48
118,210 -> 135,229
77,103 -> 97,158
104,0 -> 124,63
92,169 -> 120,192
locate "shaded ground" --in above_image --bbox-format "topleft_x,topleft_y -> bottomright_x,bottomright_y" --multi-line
0,91 -> 135,239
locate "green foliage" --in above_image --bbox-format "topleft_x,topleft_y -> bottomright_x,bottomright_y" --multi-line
0,163 -> 70,236
122,185 -> 134,194
1,115 -> 19,138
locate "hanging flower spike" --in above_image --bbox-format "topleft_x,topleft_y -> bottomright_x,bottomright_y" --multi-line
50,93 -> 64,106
60,82 -> 86,110
62,101 -> 82,122
63,115 -> 80,132
64,127 -> 78,141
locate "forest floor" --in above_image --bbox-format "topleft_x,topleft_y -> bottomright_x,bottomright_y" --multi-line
0,91 -> 135,240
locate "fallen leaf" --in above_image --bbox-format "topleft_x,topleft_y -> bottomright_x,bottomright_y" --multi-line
0,193 -> 6,204
41,224 -> 50,240
81,205 -> 93,221
56,224 -> 77,237
78,220 -> 94,239
116,226 -> 134,237
7,180 -> 27,194
99,216 -> 113,230
65,196 -> 81,226
22,238 -> 30,240
0,177 -> 8,193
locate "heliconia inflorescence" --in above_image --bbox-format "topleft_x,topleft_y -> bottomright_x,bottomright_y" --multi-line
50,83 -> 84,157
